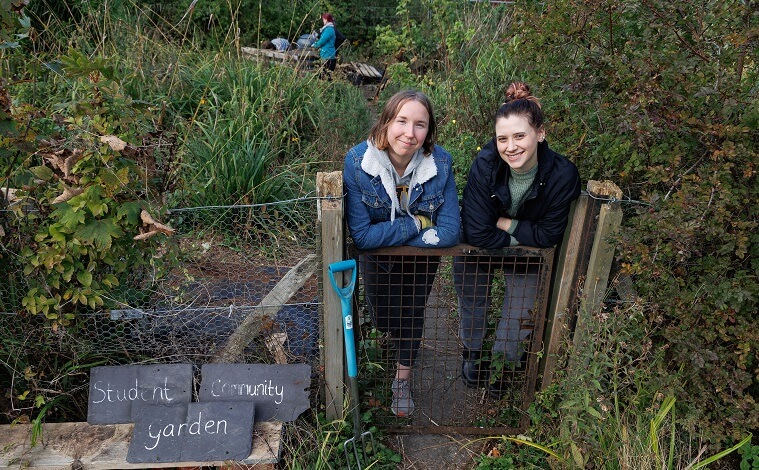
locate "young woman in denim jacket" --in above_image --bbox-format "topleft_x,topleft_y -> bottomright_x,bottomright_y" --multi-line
454,82 -> 580,399
343,90 -> 460,416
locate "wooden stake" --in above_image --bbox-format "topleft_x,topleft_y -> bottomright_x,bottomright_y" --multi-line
317,171 -> 345,421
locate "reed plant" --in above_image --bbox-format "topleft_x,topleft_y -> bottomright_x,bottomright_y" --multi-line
167,56 -> 368,248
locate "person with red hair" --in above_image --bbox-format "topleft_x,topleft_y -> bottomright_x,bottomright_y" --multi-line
311,13 -> 337,79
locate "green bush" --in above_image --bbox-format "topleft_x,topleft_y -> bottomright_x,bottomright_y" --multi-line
500,0 -> 758,445
2,50 -> 177,324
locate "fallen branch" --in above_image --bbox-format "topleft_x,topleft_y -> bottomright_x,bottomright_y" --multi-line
211,253 -> 318,364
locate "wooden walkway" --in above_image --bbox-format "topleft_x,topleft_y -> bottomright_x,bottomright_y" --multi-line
343,62 -> 383,81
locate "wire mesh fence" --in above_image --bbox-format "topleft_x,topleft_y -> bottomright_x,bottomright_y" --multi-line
0,200 -> 321,423
348,244 -> 554,434
4,194 -> 563,435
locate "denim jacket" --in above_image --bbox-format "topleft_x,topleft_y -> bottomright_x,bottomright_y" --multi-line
344,140 -> 461,250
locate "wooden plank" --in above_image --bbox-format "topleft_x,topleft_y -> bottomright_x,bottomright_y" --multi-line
578,200 -> 623,326
578,180 -> 623,324
349,62 -> 381,79
563,181 -> 623,371
362,63 -> 381,78
317,171 -> 345,421
210,254 -> 318,364
539,194 -> 591,389
540,179 -> 623,389
0,421 -> 281,469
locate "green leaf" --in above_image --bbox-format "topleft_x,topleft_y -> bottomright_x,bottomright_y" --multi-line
101,274 -> 119,287
570,442 -> 584,467
74,218 -> 123,250
117,201 -> 143,224
52,205 -> 86,230
48,224 -> 67,243
86,200 -> 109,217
30,165 -> 54,181
99,167 -> 130,193
76,271 -> 92,287
692,434 -> 753,469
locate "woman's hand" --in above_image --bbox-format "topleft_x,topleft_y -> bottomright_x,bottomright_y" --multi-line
496,217 -> 513,232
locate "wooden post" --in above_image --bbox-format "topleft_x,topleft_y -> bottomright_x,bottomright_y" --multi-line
575,181 -> 623,344
540,180 -> 623,389
540,194 -> 591,389
317,171 -> 345,421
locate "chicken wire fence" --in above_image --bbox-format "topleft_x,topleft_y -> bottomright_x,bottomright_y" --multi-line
0,199 -> 321,419
4,196 -> 555,434
347,245 -> 554,434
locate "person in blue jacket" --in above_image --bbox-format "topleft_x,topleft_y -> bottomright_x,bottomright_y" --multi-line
344,89 -> 460,416
311,13 -> 337,79
454,81 -> 581,399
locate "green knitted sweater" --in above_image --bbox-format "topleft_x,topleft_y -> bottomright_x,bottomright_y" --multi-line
505,164 -> 538,245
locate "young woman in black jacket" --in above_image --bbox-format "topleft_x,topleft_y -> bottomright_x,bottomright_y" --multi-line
453,82 -> 581,398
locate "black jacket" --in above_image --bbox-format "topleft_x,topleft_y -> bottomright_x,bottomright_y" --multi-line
461,138 -> 581,249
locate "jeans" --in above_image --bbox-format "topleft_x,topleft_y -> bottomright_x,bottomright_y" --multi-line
360,254 -> 440,367
453,256 -> 540,363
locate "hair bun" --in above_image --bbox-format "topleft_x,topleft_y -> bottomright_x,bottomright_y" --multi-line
503,81 -> 541,108
505,81 -> 532,102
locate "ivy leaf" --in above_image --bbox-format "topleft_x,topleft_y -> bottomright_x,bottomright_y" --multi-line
74,218 -> 123,250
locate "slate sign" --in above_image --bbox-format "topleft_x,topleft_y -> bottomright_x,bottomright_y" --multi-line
198,363 -> 311,421
126,401 -> 256,463
87,364 -> 193,424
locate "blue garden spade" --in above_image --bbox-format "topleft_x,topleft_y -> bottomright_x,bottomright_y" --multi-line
328,259 -> 377,469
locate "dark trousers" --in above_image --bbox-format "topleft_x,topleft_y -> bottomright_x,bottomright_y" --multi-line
320,58 -> 337,80
360,255 -> 440,367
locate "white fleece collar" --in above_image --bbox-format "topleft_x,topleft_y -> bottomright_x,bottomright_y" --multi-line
361,141 -> 437,222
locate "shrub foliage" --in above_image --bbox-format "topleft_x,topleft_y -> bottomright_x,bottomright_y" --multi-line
1,0 -> 756,463
503,0 -> 758,442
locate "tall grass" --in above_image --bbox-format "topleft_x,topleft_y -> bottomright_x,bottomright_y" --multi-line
509,297 -> 750,469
